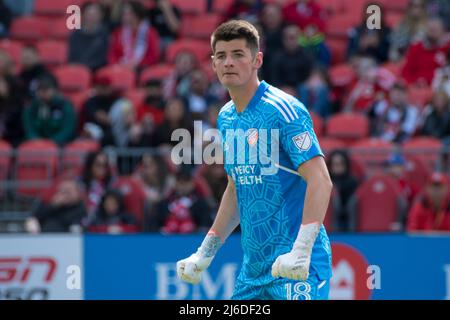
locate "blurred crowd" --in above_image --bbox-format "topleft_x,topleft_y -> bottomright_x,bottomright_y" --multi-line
0,0 -> 450,234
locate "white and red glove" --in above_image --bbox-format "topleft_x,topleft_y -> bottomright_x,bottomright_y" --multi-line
177,229 -> 223,284
271,222 -> 320,281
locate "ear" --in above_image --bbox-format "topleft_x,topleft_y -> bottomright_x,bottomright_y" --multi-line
253,51 -> 263,69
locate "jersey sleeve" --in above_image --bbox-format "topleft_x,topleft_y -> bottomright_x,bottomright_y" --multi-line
279,102 -> 324,170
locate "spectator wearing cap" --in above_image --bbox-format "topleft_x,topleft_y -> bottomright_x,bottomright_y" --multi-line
384,152 -> 419,211
401,17 -> 450,86
68,1 -> 110,71
18,45 -> 55,101
108,0 -> 161,70
147,168 -> 213,233
369,81 -> 419,143
407,172 -> 450,231
22,75 -> 77,146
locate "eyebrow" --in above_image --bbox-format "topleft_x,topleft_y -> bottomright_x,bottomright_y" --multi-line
215,49 -> 246,55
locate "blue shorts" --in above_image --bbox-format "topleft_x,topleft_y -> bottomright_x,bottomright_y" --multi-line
231,276 -> 330,300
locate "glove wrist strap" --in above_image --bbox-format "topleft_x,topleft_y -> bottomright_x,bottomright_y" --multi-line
293,222 -> 320,252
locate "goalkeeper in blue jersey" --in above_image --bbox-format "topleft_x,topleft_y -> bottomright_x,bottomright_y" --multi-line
176,20 -> 333,300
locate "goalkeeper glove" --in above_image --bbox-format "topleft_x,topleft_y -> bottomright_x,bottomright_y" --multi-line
176,229 -> 223,284
271,222 -> 320,281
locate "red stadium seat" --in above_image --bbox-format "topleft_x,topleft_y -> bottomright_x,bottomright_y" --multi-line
67,89 -> 92,114
47,17 -> 72,40
404,155 -> 431,190
329,63 -> 355,88
0,140 -> 12,197
36,40 -> 68,67
402,137 -> 443,170
61,139 -> 100,177
351,174 -> 407,232
326,113 -> 369,143
325,15 -> 353,39
112,176 -> 147,229
54,64 -> 92,93
34,0 -> 80,16
212,0 -> 234,13
310,112 -> 324,138
139,63 -> 174,85
169,0 -> 206,15
15,139 -> 59,197
350,138 -> 394,174
166,39 -> 212,64
181,14 -> 221,39
0,39 -> 23,70
10,17 -> 48,42
318,137 -> 347,156
96,65 -> 136,91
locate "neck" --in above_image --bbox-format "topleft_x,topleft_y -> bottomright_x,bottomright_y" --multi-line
228,78 -> 260,113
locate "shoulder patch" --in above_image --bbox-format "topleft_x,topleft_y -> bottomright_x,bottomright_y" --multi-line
292,132 -> 312,151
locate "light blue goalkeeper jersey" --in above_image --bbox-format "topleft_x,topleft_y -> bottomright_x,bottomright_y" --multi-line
217,80 -> 332,287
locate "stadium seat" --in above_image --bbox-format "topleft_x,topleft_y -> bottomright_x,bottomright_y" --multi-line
326,113 -> 369,143
34,0 -> 80,16
329,63 -> 355,88
0,140 -> 12,197
67,89 -> 92,115
54,64 -> 92,93
350,138 -> 394,174
404,155 -> 431,191
96,65 -> 136,91
15,139 -> 59,197
350,174 -> 407,232
402,137 -> 443,171
10,17 -> 48,42
0,39 -> 23,70
310,112 -> 324,138
166,39 -> 212,64
61,139 -> 100,177
47,17 -> 72,40
325,15 -> 354,39
139,63 -> 174,85
169,0 -> 206,15
318,137 -> 347,156
36,40 -> 68,67
181,14 -> 222,40
211,0 -> 234,13
112,176 -> 147,229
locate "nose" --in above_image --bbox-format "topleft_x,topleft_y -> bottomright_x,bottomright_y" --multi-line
224,55 -> 234,68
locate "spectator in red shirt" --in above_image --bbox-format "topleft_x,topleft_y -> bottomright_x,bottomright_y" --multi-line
401,17 -> 450,86
108,1 -> 161,69
282,0 -> 326,33
407,172 -> 450,232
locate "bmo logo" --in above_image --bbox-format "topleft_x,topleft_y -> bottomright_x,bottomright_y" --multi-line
330,243 -> 373,300
0,256 -> 57,300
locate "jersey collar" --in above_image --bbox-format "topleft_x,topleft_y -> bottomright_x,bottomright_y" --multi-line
235,80 -> 269,115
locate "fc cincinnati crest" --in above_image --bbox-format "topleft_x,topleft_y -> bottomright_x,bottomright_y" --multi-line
292,132 -> 312,151
247,128 -> 259,147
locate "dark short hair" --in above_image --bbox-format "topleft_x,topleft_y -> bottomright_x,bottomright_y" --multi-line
211,19 -> 260,56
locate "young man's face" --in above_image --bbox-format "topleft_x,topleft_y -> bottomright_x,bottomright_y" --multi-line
212,39 -> 262,89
